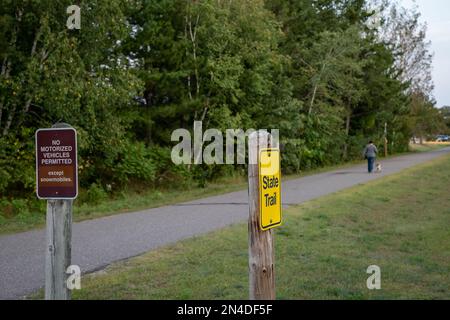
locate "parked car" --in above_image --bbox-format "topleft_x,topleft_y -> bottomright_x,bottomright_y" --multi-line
436,135 -> 450,142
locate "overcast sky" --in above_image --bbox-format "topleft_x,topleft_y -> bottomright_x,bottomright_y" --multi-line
402,0 -> 450,107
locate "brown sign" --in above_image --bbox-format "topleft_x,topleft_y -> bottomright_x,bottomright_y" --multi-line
36,128 -> 78,199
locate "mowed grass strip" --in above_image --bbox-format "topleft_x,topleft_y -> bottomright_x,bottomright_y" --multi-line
0,176 -> 247,235
409,142 -> 450,152
67,155 -> 450,300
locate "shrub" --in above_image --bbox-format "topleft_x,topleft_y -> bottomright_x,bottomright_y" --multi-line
0,199 -> 13,219
84,183 -> 108,205
113,142 -> 158,185
148,146 -> 192,188
11,199 -> 32,222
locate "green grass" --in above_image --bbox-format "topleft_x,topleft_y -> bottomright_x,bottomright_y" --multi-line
0,175 -> 247,235
0,160 -> 376,235
409,142 -> 450,152
0,159 -> 369,235
1,144 -> 446,235
47,153 -> 450,300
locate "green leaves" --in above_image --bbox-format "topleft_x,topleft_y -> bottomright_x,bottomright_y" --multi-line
0,0 -> 442,199
114,142 -> 158,184
0,0 -> 142,196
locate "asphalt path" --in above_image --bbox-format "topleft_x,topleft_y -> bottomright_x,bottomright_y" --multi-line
1,147 -> 450,299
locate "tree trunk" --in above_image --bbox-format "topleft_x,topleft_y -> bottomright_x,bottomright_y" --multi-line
1,9 -> 23,136
2,107 -> 15,137
343,112 -> 351,160
185,12 -> 192,101
187,5 -> 200,99
308,48 -> 332,116
308,83 -> 318,116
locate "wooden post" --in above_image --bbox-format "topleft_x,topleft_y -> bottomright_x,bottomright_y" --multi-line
248,131 -> 275,300
45,199 -> 72,300
44,122 -> 74,300
384,122 -> 388,157
384,137 -> 388,158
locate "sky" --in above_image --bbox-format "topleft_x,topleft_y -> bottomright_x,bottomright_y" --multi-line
402,0 -> 450,107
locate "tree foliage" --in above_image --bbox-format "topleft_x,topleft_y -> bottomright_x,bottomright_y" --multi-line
0,0 -> 445,199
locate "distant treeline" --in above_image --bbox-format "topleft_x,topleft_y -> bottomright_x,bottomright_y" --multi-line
0,0 -> 448,198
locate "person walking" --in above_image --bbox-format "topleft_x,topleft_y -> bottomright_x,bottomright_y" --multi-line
363,140 -> 378,173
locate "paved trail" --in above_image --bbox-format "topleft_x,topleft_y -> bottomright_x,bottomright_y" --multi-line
1,147 -> 450,299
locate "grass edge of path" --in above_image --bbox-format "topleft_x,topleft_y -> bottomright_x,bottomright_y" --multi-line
2,143 -> 448,236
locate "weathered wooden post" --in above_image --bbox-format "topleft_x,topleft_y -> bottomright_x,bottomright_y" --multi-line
45,199 -> 72,300
384,122 -> 388,157
36,123 -> 77,300
248,130 -> 281,300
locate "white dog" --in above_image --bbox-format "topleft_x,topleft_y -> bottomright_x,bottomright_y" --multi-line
375,162 -> 382,173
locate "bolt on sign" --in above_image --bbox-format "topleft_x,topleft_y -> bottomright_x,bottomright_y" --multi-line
35,128 -> 78,199
259,148 -> 282,230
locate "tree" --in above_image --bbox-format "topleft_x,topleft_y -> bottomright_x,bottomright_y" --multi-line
0,0 -> 443,200
440,106 -> 450,134
380,1 -> 434,96
408,92 -> 446,143
0,0 -> 142,195
127,0 -> 301,173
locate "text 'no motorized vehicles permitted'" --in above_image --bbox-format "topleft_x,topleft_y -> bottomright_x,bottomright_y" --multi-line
259,148 -> 282,230
35,127 -> 78,199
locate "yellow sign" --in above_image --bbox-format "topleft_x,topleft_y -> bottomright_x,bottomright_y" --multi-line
259,148 -> 282,230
